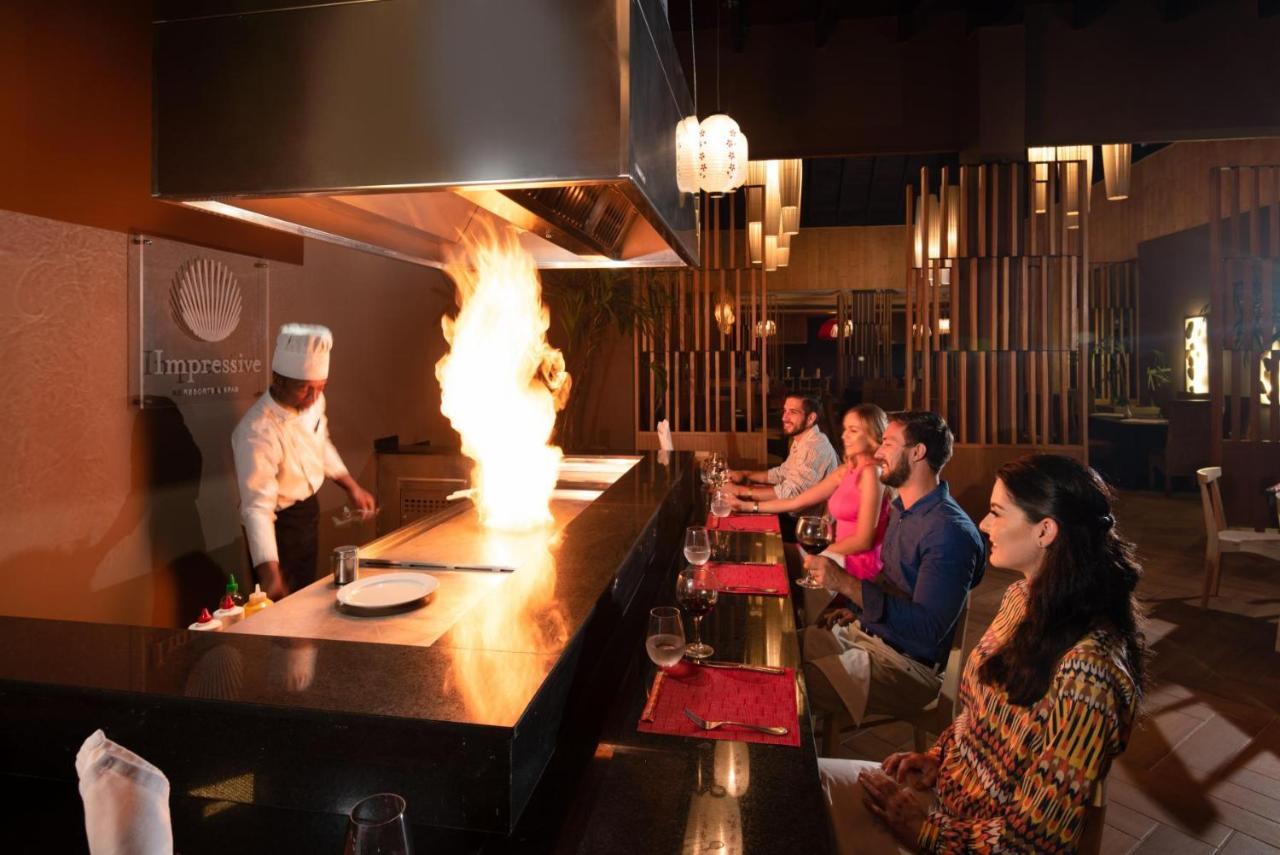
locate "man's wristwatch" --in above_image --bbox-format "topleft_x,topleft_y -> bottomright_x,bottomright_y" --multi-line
752,501 -> 760,513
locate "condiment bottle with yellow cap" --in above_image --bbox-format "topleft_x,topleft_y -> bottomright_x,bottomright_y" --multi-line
243,584 -> 273,618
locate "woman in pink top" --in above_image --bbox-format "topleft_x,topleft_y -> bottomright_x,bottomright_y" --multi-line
730,403 -> 891,581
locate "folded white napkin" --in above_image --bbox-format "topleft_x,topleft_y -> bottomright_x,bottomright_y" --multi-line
76,730 -> 174,855
657,418 -> 674,451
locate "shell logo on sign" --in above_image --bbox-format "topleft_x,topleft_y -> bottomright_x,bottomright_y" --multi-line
170,257 -> 243,343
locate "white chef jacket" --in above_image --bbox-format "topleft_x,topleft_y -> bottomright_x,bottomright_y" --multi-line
232,391 -> 349,566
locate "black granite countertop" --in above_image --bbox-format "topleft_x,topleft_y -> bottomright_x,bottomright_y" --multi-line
0,453 -> 687,728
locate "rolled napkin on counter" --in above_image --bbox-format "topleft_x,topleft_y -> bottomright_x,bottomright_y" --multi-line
76,729 -> 173,855
657,418 -> 674,451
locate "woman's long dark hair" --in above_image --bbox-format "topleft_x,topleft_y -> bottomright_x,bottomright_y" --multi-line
978,454 -> 1147,707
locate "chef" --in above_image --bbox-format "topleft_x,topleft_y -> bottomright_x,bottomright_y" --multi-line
232,323 -> 375,599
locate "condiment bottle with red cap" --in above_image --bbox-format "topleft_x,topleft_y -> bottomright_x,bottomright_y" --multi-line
213,594 -> 244,628
188,608 -> 223,632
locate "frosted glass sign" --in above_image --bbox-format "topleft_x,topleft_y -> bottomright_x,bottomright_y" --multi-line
129,234 -> 269,407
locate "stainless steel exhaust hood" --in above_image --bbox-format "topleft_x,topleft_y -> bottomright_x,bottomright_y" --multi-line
152,0 -> 698,269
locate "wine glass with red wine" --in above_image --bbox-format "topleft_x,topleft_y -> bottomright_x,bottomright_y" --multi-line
675,564 -> 719,659
795,515 -> 834,589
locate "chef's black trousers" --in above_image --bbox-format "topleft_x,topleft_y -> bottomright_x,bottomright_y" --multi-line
271,493 -> 320,595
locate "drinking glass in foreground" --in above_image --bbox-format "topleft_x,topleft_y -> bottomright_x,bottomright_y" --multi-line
646,606 -> 686,669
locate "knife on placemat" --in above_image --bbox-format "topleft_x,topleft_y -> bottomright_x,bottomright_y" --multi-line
695,661 -> 786,675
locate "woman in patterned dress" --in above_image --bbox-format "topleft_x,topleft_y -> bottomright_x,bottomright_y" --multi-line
820,453 -> 1147,854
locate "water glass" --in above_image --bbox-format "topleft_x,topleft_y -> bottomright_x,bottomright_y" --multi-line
683,526 -> 711,566
709,489 -> 732,520
343,793 -> 412,855
646,606 -> 686,669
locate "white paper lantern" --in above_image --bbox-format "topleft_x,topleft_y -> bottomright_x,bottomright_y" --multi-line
675,116 -> 700,194
731,132 -> 749,189
698,114 -> 747,195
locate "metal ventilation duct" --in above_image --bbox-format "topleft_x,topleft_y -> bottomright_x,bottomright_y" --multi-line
152,0 -> 699,269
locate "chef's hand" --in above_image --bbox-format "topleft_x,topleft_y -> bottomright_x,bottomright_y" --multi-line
725,469 -> 748,485
256,561 -> 289,601
727,495 -> 752,512
882,751 -> 940,790
859,769 -> 927,847
336,475 -> 376,517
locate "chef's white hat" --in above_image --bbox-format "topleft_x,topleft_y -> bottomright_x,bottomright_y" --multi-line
271,323 -> 333,380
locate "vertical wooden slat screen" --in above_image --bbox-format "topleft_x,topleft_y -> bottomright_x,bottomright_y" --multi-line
633,192 -> 771,462
1208,165 -> 1280,472
1088,261 -> 1141,405
906,162 -> 1088,451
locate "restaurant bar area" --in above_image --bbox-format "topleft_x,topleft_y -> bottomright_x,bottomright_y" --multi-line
4,0 -> 1280,853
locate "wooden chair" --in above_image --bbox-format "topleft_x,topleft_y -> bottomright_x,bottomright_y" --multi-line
822,596 -> 970,757
1196,466 -> 1280,607
1148,398 -> 1210,495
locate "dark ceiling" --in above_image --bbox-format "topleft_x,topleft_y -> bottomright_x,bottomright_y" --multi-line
668,1 -> 1280,46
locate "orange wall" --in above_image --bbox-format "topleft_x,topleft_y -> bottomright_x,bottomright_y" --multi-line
0,0 -> 301,264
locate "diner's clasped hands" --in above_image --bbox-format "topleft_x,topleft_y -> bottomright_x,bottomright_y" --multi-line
859,751 -> 937,845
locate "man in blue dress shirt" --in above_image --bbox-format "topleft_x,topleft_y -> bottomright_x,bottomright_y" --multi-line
801,411 -> 985,725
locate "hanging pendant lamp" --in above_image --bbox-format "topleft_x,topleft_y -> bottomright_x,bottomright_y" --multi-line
1101,143 -> 1132,201
675,116 -> 700,194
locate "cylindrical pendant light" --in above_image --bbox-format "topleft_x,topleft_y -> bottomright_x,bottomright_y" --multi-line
747,185 -> 763,264
945,185 -> 959,258
764,234 -> 778,271
764,160 -> 781,236
779,159 -> 802,235
1101,143 -> 1132,201
777,245 -> 790,268
1027,148 -> 1054,215
697,114 -> 747,195
675,116 -> 700,194
1056,145 -> 1092,230
747,160 -> 766,187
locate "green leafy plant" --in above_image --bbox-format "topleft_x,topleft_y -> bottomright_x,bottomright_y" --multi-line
542,270 -> 669,450
1146,349 -> 1172,393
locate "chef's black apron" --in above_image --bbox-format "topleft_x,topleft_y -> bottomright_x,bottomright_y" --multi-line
271,493 -> 319,595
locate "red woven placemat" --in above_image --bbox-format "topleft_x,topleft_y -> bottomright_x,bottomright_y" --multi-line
709,562 -> 788,595
706,513 -> 781,533
637,663 -> 800,747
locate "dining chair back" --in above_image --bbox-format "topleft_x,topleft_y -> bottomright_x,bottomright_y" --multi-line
1196,466 -> 1280,606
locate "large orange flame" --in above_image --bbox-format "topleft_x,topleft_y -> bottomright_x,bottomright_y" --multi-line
436,226 -> 571,530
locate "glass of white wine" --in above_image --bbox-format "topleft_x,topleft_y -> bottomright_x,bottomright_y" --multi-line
646,606 -> 686,669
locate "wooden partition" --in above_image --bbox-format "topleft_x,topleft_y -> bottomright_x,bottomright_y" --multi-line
1208,166 -> 1280,526
634,194 -> 771,465
1089,261 -> 1141,405
905,163 -> 1089,451
836,289 -> 894,386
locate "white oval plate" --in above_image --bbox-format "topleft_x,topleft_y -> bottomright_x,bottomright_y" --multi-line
336,573 -> 438,610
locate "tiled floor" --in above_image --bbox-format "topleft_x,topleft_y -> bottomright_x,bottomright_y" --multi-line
828,489 -> 1280,854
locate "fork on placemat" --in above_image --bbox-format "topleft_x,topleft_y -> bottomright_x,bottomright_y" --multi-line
682,707 -> 789,736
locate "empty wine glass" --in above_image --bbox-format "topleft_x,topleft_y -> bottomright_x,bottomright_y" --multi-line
683,526 -> 711,566
646,606 -> 686,669
344,793 -> 412,855
796,515 -> 835,589
676,564 -> 719,659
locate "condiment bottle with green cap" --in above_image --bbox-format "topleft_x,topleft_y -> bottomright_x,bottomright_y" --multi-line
188,608 -> 222,632
225,573 -> 246,608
